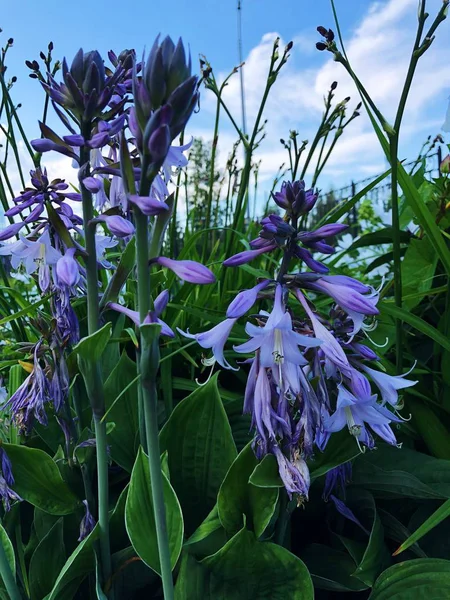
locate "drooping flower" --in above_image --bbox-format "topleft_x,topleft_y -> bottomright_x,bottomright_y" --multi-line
155,256 -> 216,284
361,364 -> 417,408
78,500 -> 96,541
109,289 -> 174,337
179,318 -> 238,370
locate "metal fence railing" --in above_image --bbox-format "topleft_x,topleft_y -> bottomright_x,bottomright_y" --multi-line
314,148 -> 443,236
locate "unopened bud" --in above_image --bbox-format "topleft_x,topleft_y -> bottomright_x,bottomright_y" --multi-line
316,42 -> 327,51
286,41 -> 293,52
331,81 -> 338,90
317,26 -> 328,37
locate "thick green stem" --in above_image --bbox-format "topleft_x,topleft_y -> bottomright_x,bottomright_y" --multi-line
79,133 -> 112,592
0,530 -> 22,600
134,170 -> 174,599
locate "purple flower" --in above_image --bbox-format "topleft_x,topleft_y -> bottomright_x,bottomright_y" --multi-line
155,257 -> 215,284
361,364 -> 417,408
0,222 -> 26,241
226,280 -> 271,318
128,194 -> 169,216
78,499 -> 96,541
95,214 -> 135,238
272,180 -> 318,216
223,244 -> 277,267
0,475 -> 22,512
109,289 -> 174,337
56,248 -> 80,288
234,285 -> 320,369
0,448 -> 15,487
272,444 -> 310,499
179,318 -> 238,370
322,384 -> 402,449
0,230 -> 62,292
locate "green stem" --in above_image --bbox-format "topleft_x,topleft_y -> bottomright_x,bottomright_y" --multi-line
135,164 -> 174,599
79,131 -> 112,592
203,97 -> 221,261
0,529 -> 22,600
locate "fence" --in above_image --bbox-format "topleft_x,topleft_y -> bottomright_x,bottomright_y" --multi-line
314,148 -> 443,236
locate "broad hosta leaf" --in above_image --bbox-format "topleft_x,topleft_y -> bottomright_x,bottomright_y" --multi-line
184,505 -> 227,559
369,559 -> 450,599
175,529 -> 314,599
218,443 -> 278,538
160,373 -> 237,534
47,525 -> 99,600
301,544 -> 368,592
401,237 -> 438,310
3,444 -> 80,515
346,489 -> 390,586
125,447 -> 183,574
104,352 -> 139,472
0,524 -> 16,596
73,323 -> 112,363
29,518 -> 65,600
352,445 -> 450,499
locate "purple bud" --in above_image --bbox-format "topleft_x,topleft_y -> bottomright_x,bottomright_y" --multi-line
128,194 -> 169,216
97,215 -> 135,237
148,124 -> 171,161
298,223 -> 348,244
78,500 -> 96,541
351,342 -> 378,361
155,257 -> 216,284
223,244 -> 277,267
88,132 -> 110,149
82,177 -> 102,193
153,289 -> 170,315
0,222 -> 24,241
294,246 -> 329,273
63,134 -> 85,146
56,248 -> 80,287
31,138 -> 56,153
226,280 -> 271,318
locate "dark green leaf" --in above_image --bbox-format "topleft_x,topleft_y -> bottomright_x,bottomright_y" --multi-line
47,525 -> 99,600
369,558 -> 450,599
125,447 -> 183,574
73,323 -> 112,363
0,524 -> 16,595
29,518 -> 65,600
394,499 -> 450,557
3,444 -> 80,515
218,443 -> 278,538
301,544 -> 368,592
175,528 -> 314,599
104,352 -> 139,472
160,373 -> 237,534
347,227 -> 412,252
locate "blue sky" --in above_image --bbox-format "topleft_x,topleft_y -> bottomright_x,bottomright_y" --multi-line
2,0 -> 449,201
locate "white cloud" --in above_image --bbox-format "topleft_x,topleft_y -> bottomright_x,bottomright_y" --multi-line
197,0 -> 449,197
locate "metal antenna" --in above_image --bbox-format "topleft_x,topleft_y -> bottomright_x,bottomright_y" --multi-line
237,0 -> 247,139
237,0 -> 250,219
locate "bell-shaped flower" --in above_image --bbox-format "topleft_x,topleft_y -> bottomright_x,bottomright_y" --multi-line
223,243 -> 277,267
109,289 -> 174,337
178,318 -> 238,370
94,214 -> 135,238
323,384 -> 402,449
272,444 -> 310,499
361,364 -> 417,408
56,248 -> 80,288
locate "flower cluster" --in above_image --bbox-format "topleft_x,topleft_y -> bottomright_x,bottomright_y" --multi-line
184,178 -> 416,501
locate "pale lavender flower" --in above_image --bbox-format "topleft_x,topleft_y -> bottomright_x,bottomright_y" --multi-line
226,280 -> 271,318
128,194 -> 170,216
56,248 -> 80,288
109,289 -> 174,337
223,244 -> 277,267
155,257 -> 215,284
179,318 -> 238,370
272,444 -> 310,499
94,214 -> 135,238
361,364 -> 417,408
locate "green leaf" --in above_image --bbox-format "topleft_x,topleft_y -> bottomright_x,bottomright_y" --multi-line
401,237 -> 438,310
29,518 -> 65,600
409,399 -> 450,460
159,373 -> 237,534
3,444 -> 80,515
73,323 -> 112,363
309,429 -> 361,480
110,486 -> 130,554
394,499 -> 450,557
47,525 -> 99,600
352,445 -> 450,500
301,544 -> 368,592
100,237 -> 136,307
369,558 -> 450,599
184,505 -> 228,559
0,523 -> 16,594
125,447 -> 183,574
175,529 -> 314,599
346,227 -> 412,252
218,443 -> 278,538
249,455 -> 283,488
346,490 -> 390,586
103,352 -> 139,472
0,294 -> 51,326
380,302 -> 450,353
378,508 -> 427,559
